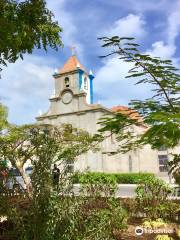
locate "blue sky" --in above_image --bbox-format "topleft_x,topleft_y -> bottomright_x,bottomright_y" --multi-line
1,0 -> 180,124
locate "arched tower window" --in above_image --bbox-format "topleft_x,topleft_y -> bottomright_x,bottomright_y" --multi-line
64,77 -> 70,87
84,77 -> 88,90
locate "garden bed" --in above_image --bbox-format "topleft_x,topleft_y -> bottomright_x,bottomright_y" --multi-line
0,220 -> 179,240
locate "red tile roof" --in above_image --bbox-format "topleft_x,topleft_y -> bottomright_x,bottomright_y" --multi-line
111,105 -> 143,121
59,55 -> 86,74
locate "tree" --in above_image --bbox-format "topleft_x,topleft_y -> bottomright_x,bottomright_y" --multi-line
0,103 -> 8,131
0,123 -> 128,240
0,123 -> 101,195
98,36 -> 180,174
0,0 -> 62,71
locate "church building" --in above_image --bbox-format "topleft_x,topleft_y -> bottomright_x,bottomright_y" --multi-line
36,54 -> 177,182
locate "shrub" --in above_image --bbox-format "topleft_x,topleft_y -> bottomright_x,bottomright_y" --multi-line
79,172 -> 117,197
135,176 -> 179,221
60,175 -> 128,240
73,198 -> 128,240
0,125 -> 128,240
115,172 -> 155,184
121,198 -> 137,215
73,172 -> 155,184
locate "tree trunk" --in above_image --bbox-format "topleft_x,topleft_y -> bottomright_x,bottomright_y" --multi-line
18,167 -> 32,197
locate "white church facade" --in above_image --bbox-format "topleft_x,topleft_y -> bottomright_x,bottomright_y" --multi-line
36,55 -> 179,182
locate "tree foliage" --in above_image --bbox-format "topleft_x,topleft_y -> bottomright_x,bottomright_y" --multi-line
0,124 -> 127,240
99,36 -> 180,172
0,123 -> 101,195
0,0 -> 63,70
135,176 -> 179,221
0,103 -> 8,131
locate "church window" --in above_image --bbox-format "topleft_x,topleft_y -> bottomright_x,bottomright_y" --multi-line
158,155 -> 168,172
65,77 -> 70,87
128,155 -> 132,172
84,77 -> 88,90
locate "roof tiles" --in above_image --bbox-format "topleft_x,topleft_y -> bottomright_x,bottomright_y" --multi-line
111,105 -> 142,121
59,55 -> 86,74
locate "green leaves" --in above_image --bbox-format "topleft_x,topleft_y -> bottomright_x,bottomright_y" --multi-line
0,123 -> 128,240
135,176 -> 179,221
99,36 -> 180,159
0,123 -> 100,193
0,0 -> 63,71
0,103 -> 8,131
99,37 -> 180,109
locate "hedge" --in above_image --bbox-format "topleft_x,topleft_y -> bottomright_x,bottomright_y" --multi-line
73,172 -> 155,184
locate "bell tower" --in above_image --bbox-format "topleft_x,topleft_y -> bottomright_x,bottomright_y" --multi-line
53,54 -> 94,104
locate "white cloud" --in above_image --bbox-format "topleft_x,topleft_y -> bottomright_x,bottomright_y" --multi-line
0,0 -> 85,125
103,14 -> 146,39
0,55 -> 56,124
47,0 -> 84,58
167,1 -> 180,46
94,57 -> 151,107
95,14 -> 148,107
146,1 -> 180,61
95,1 -> 180,109
1,0 -> 180,125
146,41 -> 176,59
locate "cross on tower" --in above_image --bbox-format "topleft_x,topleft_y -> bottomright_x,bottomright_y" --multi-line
70,46 -> 76,56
